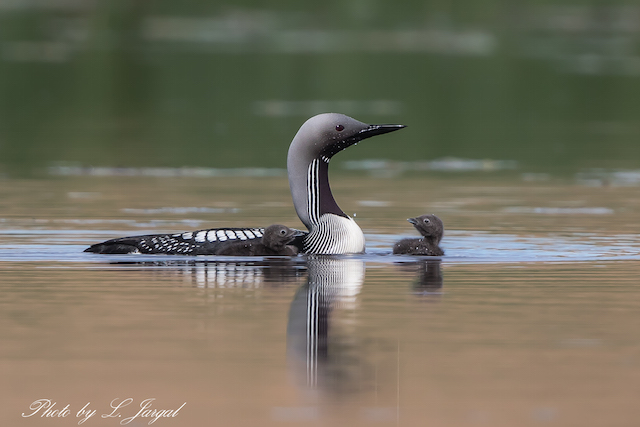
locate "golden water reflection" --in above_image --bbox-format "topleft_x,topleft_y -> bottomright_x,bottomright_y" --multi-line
2,176 -> 640,426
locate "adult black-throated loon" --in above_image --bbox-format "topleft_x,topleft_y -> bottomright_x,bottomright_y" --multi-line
393,214 -> 445,256
84,113 -> 405,255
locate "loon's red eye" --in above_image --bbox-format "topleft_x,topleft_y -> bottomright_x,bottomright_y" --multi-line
335,124 -> 344,131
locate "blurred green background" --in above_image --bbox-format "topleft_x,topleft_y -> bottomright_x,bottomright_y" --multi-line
1,1 -> 639,177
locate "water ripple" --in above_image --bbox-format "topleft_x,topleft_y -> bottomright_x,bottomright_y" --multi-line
0,230 -> 639,264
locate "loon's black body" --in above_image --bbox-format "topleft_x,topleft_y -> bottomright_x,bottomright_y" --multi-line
393,214 -> 445,256
85,225 -> 301,256
85,227 -> 270,255
84,113 -> 405,255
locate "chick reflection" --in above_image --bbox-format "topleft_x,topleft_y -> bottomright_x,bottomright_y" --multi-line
287,256 -> 367,392
413,259 -> 443,295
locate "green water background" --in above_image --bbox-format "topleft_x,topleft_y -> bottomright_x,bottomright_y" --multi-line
1,1 -> 639,176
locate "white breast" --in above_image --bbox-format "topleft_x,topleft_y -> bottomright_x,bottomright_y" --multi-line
303,214 -> 365,254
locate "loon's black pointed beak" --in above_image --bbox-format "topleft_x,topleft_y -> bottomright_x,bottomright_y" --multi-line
358,124 -> 406,140
407,217 -> 418,225
325,123 -> 406,158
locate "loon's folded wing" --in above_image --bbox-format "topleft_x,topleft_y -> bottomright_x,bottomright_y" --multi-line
84,228 -> 272,255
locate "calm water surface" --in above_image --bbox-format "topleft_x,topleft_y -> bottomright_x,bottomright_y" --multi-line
2,175 -> 640,427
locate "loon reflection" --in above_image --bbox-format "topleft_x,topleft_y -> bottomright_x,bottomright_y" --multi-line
110,258 -> 305,288
287,256 -> 367,390
109,255 -> 438,397
108,256 -> 442,296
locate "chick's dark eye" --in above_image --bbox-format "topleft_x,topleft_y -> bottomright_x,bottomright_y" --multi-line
423,219 -> 430,224
280,229 -> 287,235
335,124 -> 344,131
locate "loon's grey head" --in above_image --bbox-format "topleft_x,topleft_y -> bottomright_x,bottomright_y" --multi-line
288,113 -> 405,163
287,113 -> 405,230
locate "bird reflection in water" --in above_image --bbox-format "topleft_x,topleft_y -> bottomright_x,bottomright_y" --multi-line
110,258 -> 305,288
287,256 -> 383,394
412,259 -> 444,296
111,255 -> 438,398
394,258 -> 444,298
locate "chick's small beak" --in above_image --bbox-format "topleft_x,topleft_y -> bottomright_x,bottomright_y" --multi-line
291,229 -> 306,238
